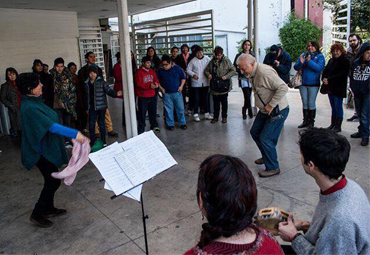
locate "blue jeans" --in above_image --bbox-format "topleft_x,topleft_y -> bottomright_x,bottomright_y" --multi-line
299,86 -> 319,110
89,108 -> 106,144
328,94 -> 344,118
163,92 -> 186,126
250,107 -> 289,171
354,94 -> 370,138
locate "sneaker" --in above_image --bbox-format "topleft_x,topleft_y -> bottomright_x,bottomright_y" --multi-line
187,110 -> 193,116
205,112 -> 213,120
350,132 -> 362,139
258,169 -> 281,178
167,126 -> 175,131
193,114 -> 200,122
153,127 -> 160,132
30,213 -> 53,228
361,138 -> 369,146
180,125 -> 187,130
347,115 -> 359,122
103,143 -> 108,147
42,208 -> 67,218
108,130 -> 118,137
254,158 -> 264,165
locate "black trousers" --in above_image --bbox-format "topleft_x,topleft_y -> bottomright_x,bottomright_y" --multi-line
242,87 -> 253,111
137,96 -> 158,134
213,94 -> 228,119
33,156 -> 61,215
193,87 -> 209,114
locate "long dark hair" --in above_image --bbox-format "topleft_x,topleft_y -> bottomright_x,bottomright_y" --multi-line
5,67 -> 18,81
241,39 -> 253,53
196,154 -> 258,248
308,41 -> 321,53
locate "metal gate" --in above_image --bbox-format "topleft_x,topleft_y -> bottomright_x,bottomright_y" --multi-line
331,0 -> 351,47
132,10 -> 214,64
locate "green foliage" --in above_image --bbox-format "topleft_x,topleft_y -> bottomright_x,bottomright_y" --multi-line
279,14 -> 322,60
236,37 -> 247,53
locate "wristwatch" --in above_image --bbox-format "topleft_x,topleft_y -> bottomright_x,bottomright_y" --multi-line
290,233 -> 302,242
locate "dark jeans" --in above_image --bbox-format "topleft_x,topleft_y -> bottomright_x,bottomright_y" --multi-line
33,156 -> 61,215
213,94 -> 228,119
188,85 -> 194,111
250,107 -> 289,171
242,87 -> 253,111
137,96 -> 158,134
55,109 -> 71,127
89,108 -> 106,144
328,94 -> 344,118
354,93 -> 370,138
194,87 -> 209,114
76,105 -> 87,131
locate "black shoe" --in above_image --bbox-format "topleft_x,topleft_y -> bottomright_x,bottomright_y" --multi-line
350,132 -> 362,139
167,126 -> 175,131
42,208 -> 67,218
242,107 -> 247,120
307,109 -> 316,129
326,116 -> 336,130
361,138 -> 369,146
331,118 -> 343,133
108,130 -> 118,137
180,125 -> 187,130
347,115 -> 358,122
298,109 -> 309,128
30,213 -> 53,228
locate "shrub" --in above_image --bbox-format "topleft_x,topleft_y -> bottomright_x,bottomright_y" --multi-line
279,14 -> 322,61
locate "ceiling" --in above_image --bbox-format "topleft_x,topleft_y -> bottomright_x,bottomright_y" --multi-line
0,0 -> 196,18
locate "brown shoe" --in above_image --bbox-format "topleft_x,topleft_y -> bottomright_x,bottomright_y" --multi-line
222,118 -> 227,123
258,169 -> 281,178
211,118 -> 218,124
254,158 -> 264,165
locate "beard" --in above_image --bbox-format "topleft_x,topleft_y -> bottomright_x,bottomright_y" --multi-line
351,43 -> 360,49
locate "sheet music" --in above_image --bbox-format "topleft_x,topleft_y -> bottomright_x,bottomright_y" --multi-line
104,182 -> 142,202
89,142 -> 132,195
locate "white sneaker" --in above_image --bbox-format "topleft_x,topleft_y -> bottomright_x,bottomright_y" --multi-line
193,114 -> 200,122
205,112 -> 213,120
187,110 -> 193,116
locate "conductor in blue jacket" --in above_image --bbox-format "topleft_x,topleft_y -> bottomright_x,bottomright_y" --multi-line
294,41 -> 325,128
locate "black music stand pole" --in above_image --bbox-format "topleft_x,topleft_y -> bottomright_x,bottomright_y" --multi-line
141,193 -> 149,255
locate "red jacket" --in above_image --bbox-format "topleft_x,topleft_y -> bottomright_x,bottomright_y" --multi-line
113,63 -> 123,99
134,67 -> 159,98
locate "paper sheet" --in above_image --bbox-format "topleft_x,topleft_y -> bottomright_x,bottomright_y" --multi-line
104,182 -> 143,202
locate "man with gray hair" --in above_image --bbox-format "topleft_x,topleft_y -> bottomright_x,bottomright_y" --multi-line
237,54 -> 289,177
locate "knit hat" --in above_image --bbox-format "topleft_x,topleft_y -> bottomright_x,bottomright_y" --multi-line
88,64 -> 99,75
17,73 -> 40,95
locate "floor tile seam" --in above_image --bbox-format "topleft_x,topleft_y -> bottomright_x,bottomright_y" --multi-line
70,186 -> 144,253
99,240 -> 140,255
258,184 -> 316,208
172,152 -> 203,164
130,209 -> 202,242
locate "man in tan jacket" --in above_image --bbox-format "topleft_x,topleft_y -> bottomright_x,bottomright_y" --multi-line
237,54 -> 289,177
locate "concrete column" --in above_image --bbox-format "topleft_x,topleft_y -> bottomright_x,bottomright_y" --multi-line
117,0 -> 138,138
253,0 -> 259,62
248,0 -> 252,40
304,0 -> 308,19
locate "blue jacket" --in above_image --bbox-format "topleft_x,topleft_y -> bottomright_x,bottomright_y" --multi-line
157,65 -> 186,93
294,53 -> 325,86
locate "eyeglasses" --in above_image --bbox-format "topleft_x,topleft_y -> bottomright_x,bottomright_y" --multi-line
349,40 -> 357,43
163,63 -> 170,66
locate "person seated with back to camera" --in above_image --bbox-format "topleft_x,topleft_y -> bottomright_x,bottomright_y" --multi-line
185,154 -> 284,255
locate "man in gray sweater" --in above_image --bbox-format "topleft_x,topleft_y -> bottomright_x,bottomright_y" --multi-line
279,128 -> 370,255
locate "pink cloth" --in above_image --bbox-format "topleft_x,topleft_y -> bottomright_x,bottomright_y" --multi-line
51,139 -> 91,185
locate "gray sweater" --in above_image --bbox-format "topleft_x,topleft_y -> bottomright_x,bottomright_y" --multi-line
292,179 -> 370,255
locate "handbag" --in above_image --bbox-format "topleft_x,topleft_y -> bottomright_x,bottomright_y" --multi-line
320,84 -> 328,94
210,62 -> 230,93
288,71 -> 302,88
257,93 -> 282,122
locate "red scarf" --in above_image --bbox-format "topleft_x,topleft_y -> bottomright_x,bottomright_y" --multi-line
10,81 -> 21,106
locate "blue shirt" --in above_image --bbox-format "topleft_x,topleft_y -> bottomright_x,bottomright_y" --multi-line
157,65 -> 186,93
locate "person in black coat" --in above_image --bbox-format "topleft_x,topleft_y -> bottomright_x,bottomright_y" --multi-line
32,59 -> 54,108
322,43 -> 351,133
263,45 -> 292,84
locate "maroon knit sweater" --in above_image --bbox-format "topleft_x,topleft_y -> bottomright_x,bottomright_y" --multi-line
184,227 -> 284,255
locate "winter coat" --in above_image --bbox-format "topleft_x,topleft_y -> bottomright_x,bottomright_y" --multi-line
350,42 -> 370,96
294,52 -> 325,86
84,77 -> 117,111
263,50 -> 292,84
322,54 -> 351,98
0,81 -> 22,131
187,56 -> 211,88
34,71 -> 54,108
204,56 -> 237,95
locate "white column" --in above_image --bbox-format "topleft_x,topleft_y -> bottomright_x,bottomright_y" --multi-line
117,0 -> 138,138
253,0 -> 259,62
304,0 -> 309,19
248,0 -> 252,40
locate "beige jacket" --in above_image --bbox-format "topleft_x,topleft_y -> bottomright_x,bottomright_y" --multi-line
250,63 -> 289,114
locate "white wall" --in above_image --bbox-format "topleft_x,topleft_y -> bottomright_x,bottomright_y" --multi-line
0,8 -> 80,83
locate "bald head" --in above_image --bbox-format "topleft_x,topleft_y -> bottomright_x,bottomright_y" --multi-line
237,53 -> 256,76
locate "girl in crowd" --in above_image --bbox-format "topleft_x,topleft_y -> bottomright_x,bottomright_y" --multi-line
17,73 -> 89,228
146,47 -> 161,72
234,39 -> 255,119
185,154 -> 284,255
205,46 -> 237,124
0,68 -> 22,137
321,43 -> 351,133
294,41 -> 325,128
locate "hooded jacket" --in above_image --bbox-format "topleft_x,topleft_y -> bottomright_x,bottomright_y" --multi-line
187,55 -> 211,88
294,52 -> 325,86
84,76 -> 117,111
134,66 -> 159,98
350,42 -> 370,96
